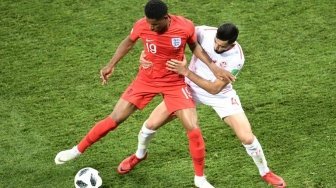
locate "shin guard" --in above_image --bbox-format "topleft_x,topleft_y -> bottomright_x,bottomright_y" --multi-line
187,128 -> 205,176
77,116 -> 118,153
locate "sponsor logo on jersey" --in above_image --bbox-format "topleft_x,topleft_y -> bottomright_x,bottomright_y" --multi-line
171,37 -> 181,48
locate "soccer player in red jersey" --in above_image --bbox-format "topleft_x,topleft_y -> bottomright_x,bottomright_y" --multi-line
54,1 -> 234,187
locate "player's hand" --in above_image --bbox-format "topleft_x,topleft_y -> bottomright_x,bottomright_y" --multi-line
100,65 -> 115,85
139,50 -> 153,69
166,55 -> 189,76
210,63 -> 236,82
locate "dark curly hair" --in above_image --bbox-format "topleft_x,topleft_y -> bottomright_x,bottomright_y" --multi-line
216,23 -> 239,44
145,0 -> 168,20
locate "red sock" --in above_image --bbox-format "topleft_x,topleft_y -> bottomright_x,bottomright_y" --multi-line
77,116 -> 118,153
187,128 -> 205,176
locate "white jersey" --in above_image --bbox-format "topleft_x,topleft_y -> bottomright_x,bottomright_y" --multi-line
186,25 -> 245,97
186,25 -> 245,118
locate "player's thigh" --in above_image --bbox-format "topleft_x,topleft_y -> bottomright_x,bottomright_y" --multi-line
207,94 -> 244,119
109,98 -> 138,124
162,85 -> 195,113
162,84 -> 197,130
175,108 -> 199,131
121,79 -> 158,110
224,113 -> 254,144
146,101 -> 176,130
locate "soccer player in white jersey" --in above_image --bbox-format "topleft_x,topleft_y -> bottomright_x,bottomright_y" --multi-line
117,23 -> 286,188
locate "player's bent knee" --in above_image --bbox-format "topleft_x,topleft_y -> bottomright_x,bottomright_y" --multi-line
145,120 -> 159,130
240,134 -> 255,145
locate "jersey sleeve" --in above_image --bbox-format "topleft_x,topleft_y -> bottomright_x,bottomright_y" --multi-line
196,25 -> 217,43
229,43 -> 245,77
185,20 -> 197,44
226,58 -> 244,77
129,19 -> 143,41
195,26 -> 205,43
210,57 -> 244,82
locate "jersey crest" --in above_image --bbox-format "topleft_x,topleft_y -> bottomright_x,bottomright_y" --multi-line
171,37 -> 181,48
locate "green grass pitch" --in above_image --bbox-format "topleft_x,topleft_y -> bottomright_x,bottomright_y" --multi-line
1,0 -> 335,187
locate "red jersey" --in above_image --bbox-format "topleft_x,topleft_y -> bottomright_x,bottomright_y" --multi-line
129,15 -> 197,86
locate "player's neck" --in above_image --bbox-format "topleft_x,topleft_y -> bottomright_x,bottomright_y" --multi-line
167,15 -> 171,28
223,43 -> 236,53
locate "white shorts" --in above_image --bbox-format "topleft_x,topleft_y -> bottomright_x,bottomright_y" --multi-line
192,89 -> 244,119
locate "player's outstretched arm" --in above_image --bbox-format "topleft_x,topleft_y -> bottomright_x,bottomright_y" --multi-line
188,42 -> 235,83
167,58 -> 228,95
100,36 -> 136,85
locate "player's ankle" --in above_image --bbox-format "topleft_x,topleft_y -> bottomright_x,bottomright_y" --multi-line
194,175 -> 214,188
72,146 -> 82,155
135,149 -> 147,159
260,169 -> 270,176
194,175 -> 205,180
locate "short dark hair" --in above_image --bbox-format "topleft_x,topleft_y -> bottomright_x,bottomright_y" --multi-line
216,23 -> 239,44
144,0 -> 168,20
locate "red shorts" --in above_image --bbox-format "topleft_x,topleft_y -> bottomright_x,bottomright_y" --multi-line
121,79 -> 195,113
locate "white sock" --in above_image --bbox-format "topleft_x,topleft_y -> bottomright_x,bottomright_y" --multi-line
135,122 -> 156,159
243,137 -> 270,176
194,175 -> 206,182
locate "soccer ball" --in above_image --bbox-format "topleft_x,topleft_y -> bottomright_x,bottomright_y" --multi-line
74,167 -> 102,188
